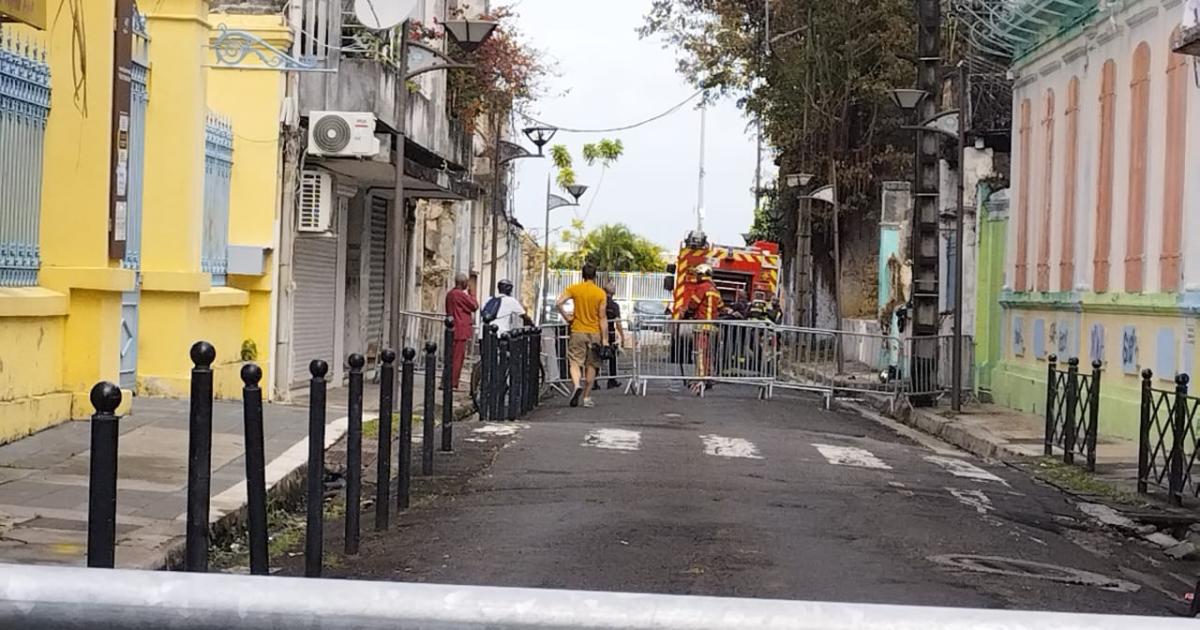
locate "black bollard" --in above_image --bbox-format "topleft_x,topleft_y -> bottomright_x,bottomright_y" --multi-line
186,341 -> 216,573
397,347 -> 415,511
441,318 -> 454,452
305,359 -> 329,578
510,329 -> 525,420
422,342 -> 437,476
240,364 -> 269,576
480,320 -> 495,422
374,349 -> 396,531
497,332 -> 512,421
86,382 -> 122,569
527,328 -> 540,412
345,354 -> 365,555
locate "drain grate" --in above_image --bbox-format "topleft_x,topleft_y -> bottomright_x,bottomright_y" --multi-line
928,554 -> 1140,592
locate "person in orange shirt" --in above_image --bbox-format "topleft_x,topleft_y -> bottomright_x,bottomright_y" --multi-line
556,263 -> 608,408
683,264 -> 723,395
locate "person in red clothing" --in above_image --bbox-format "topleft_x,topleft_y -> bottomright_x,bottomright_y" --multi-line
444,273 -> 478,390
682,264 -> 723,395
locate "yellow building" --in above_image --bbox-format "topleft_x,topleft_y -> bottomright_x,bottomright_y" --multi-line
0,1 -> 288,444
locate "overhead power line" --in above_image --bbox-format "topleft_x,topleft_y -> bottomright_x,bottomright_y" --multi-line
517,90 -> 705,133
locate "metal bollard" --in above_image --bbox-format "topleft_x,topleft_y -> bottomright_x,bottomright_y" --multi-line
374,349 -> 396,532
345,354 -> 365,556
441,318 -> 454,453
510,329 -> 525,420
305,359 -> 329,578
480,321 -> 496,422
1086,360 -> 1103,473
422,342 -> 437,476
1063,358 -> 1079,466
529,328 -> 541,412
497,332 -> 512,421
1043,354 -> 1058,457
86,382 -> 122,569
1138,369 -> 1153,495
186,341 -> 216,573
1171,374 -> 1190,507
240,364 -> 269,576
397,348 -> 415,511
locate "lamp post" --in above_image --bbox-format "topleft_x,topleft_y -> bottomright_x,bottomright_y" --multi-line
485,128 -> 551,299
784,172 -> 814,327
386,17 -> 495,401
539,182 -> 588,324
889,62 -> 969,412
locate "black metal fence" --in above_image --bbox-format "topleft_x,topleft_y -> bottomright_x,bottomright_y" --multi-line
1138,371 -> 1199,507
1043,356 -> 1103,471
82,317 -> 543,575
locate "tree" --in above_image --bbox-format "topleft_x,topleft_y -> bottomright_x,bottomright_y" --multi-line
445,6 -> 547,129
550,223 -> 666,273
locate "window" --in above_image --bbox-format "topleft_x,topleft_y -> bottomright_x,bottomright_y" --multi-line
0,36 -> 50,287
1161,30 -> 1188,291
1015,98 -> 1032,291
202,112 -> 234,286
1036,88 -> 1055,292
1060,78 -> 1080,290
1093,60 -> 1117,293
1124,43 -> 1150,293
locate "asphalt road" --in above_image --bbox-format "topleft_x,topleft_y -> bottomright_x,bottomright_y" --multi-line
336,384 -> 1195,617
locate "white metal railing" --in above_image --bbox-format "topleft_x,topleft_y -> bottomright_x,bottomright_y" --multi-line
0,31 -> 50,287
0,564 -> 1184,629
201,111 -> 234,285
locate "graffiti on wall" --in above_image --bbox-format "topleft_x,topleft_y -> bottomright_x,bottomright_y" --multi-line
1089,323 -> 1105,365
1121,326 -> 1139,375
1013,316 -> 1025,357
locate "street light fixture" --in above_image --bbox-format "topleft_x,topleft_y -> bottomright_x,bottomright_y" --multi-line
889,88 -> 928,112
565,184 -> 588,202
442,19 -> 499,53
487,135 -> 544,296
785,172 -> 814,188
522,127 -> 558,154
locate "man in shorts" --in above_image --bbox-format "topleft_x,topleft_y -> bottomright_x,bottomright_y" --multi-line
556,263 -> 608,408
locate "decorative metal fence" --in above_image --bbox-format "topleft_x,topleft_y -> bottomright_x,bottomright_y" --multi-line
1043,356 -> 1103,471
121,13 -> 150,271
1138,371 -> 1199,506
202,112 -> 234,285
0,32 -> 50,287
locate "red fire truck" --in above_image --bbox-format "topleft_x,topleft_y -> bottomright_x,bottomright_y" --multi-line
664,231 -> 781,319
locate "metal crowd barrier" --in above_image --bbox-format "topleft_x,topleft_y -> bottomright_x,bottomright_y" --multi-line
629,319 -> 775,398
0,564 -> 1184,629
539,319 -> 636,396
398,310 -> 455,372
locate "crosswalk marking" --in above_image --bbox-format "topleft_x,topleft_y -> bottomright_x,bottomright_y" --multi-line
948,488 -> 993,514
924,456 -> 1006,484
812,444 -> 892,470
583,429 -> 641,451
700,435 -> 763,459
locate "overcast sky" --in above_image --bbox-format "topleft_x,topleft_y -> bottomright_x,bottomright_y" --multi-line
507,0 -> 761,251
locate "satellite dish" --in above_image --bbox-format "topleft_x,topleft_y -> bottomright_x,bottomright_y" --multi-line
355,0 -> 419,30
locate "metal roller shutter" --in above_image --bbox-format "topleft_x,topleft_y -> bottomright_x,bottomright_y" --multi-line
366,196 -> 389,353
292,234 -> 339,387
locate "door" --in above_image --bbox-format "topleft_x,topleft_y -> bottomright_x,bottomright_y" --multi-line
292,235 -> 340,387
366,196 -> 389,353
119,52 -> 150,390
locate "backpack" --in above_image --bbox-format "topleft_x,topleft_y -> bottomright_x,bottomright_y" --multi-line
481,296 -> 503,321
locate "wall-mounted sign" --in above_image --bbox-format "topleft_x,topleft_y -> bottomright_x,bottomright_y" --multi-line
0,0 -> 46,30
108,0 -> 133,260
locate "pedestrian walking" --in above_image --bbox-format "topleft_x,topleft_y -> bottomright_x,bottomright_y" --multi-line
444,273 -> 477,390
555,263 -> 608,408
481,279 -> 532,337
603,283 -> 625,389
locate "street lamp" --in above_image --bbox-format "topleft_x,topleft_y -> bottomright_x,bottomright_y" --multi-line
523,127 -> 558,154
785,172 -> 814,188
890,66 -> 969,412
387,17 -> 497,404
538,182 -> 588,324
487,135 -> 545,297
802,180 -> 843,374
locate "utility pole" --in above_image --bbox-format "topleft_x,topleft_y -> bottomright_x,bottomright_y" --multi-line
911,0 -> 942,406
754,119 -> 763,220
696,105 -> 707,234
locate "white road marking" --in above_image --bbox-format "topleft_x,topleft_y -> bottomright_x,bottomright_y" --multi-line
700,435 -> 763,459
583,429 -> 641,451
948,488 -> 993,514
924,456 -> 1006,484
472,423 -> 527,437
812,444 -> 892,469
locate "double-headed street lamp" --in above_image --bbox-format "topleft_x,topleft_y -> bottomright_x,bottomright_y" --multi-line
890,62 -> 969,412
538,182 -> 588,324
800,180 -> 844,375
784,173 -> 814,327
484,126 -> 560,296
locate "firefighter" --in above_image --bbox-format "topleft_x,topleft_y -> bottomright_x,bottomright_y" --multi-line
682,264 -> 723,395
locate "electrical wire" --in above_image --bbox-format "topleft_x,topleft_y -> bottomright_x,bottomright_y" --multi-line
517,90 -> 704,133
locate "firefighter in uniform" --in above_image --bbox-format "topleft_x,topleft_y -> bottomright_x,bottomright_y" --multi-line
683,264 -> 723,395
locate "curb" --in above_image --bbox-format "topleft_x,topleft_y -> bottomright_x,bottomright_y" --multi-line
850,393 -> 1023,462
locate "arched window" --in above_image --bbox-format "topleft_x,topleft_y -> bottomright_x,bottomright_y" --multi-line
1161,29 -> 1189,291
1093,60 -> 1116,293
1060,78 -> 1080,290
1037,88 -> 1056,292
1124,42 -> 1150,293
1015,98 -> 1032,291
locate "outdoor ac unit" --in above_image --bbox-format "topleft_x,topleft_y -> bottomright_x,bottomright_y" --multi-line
307,111 -> 381,157
298,170 -> 333,232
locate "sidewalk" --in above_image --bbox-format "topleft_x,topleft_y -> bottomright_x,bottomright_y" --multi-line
0,398 -> 345,569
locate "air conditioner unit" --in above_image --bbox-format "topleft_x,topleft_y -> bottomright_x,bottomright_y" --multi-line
307,111 -> 381,157
298,170 -> 333,232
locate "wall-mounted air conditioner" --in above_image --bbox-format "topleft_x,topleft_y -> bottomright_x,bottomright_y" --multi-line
307,111 -> 381,157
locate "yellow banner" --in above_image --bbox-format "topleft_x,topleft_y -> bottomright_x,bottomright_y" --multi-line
0,0 -> 46,30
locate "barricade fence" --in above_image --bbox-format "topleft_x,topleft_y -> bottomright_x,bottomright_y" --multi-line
1139,371 -> 1200,506
1043,356 -> 1103,471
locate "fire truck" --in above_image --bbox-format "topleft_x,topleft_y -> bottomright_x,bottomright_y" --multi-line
664,231 -> 781,319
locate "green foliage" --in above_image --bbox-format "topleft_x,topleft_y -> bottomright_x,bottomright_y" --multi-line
746,190 -> 784,244
582,139 -> 625,167
549,144 -> 576,189
550,223 -> 666,273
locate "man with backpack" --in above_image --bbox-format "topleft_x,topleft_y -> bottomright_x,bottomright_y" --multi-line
481,279 -> 533,336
